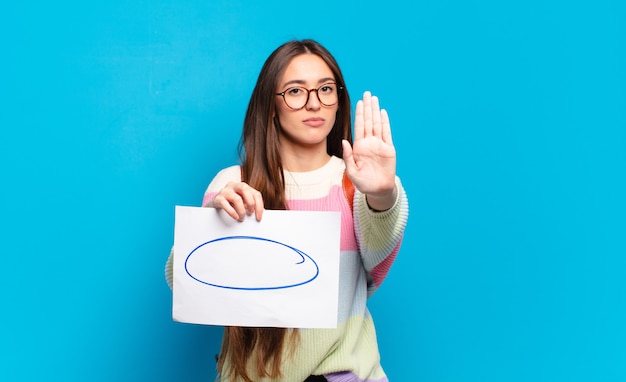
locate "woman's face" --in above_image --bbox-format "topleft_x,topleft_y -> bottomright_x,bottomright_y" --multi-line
275,53 -> 338,154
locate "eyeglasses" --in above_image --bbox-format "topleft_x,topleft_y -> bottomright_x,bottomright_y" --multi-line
276,82 -> 342,110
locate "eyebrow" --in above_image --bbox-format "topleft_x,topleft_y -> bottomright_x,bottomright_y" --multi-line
281,77 -> 336,88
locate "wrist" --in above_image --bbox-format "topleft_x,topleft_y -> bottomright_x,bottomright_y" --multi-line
365,185 -> 397,212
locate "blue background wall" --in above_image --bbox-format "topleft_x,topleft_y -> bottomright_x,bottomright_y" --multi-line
2,1 -> 625,381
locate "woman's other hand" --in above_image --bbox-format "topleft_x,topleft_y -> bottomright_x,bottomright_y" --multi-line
205,181 -> 264,221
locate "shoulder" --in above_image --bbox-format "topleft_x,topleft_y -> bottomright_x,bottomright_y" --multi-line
206,165 -> 241,192
215,165 -> 242,179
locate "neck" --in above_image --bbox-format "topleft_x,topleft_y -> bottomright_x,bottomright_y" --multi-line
280,145 -> 331,172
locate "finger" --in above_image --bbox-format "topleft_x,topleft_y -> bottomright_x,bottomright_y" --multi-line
354,99 -> 364,141
238,184 -> 263,221
363,91 -> 373,137
211,194 -> 243,221
381,109 -> 393,144
342,139 -> 355,171
371,95 -> 382,138
252,190 -> 264,221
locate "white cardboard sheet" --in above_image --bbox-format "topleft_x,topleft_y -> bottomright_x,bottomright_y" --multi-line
173,206 -> 341,328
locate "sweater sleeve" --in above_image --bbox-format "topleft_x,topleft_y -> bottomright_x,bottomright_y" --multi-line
353,176 -> 409,296
165,247 -> 174,290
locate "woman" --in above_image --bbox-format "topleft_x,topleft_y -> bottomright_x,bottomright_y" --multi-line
166,39 -> 409,382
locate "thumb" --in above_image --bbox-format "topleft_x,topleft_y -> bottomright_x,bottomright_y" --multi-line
342,139 -> 356,173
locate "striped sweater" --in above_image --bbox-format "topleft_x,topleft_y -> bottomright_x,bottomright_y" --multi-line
166,156 -> 409,382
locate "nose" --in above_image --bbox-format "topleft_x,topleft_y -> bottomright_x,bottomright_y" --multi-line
305,89 -> 321,110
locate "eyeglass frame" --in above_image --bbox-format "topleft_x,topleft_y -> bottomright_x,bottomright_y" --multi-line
275,82 -> 344,110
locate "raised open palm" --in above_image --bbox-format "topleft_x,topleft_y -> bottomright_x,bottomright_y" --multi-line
342,91 -> 397,203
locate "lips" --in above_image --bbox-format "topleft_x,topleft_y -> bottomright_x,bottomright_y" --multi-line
303,117 -> 325,127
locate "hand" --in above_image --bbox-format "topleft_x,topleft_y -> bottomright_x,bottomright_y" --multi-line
342,91 -> 397,211
205,181 -> 264,221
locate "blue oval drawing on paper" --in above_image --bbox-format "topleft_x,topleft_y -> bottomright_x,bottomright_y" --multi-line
184,236 -> 319,290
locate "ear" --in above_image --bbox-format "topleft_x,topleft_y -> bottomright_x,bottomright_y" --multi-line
272,104 -> 279,120
272,114 -> 280,129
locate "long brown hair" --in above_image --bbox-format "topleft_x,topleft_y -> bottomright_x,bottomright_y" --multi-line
217,39 -> 352,381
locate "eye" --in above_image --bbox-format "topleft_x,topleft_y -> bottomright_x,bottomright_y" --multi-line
287,87 -> 305,96
319,84 -> 336,94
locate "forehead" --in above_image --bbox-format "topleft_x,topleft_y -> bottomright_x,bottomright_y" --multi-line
279,53 -> 334,86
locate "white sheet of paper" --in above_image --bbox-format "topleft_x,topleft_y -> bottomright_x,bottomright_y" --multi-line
173,206 -> 341,328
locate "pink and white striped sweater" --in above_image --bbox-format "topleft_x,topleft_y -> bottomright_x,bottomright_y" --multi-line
166,156 -> 408,382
